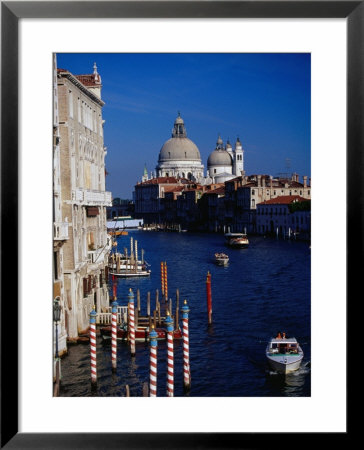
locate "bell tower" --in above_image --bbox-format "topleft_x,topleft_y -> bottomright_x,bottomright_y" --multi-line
233,137 -> 244,176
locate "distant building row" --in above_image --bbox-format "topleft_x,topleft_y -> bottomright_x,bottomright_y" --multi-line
135,172 -> 311,238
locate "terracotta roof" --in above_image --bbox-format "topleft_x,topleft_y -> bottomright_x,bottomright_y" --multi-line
163,185 -> 185,193
204,186 -> 225,195
75,74 -> 101,87
139,177 -> 180,185
258,195 -> 309,205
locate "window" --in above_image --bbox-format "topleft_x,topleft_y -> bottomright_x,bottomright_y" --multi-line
69,90 -> 73,117
53,252 -> 59,280
78,97 -> 81,122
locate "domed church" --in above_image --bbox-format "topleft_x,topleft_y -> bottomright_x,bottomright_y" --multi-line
150,113 -> 244,185
207,135 -> 244,183
156,113 -> 204,181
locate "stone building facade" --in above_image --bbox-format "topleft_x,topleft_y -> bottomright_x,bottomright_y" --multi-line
256,195 -> 311,238
53,54 -> 68,356
56,62 -> 112,340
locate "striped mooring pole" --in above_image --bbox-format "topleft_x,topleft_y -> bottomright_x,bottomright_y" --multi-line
128,288 -> 136,357
181,299 -> 191,391
206,271 -> 212,324
89,307 -> 97,385
149,325 -> 158,397
164,261 -> 168,301
161,261 -> 165,297
165,311 -> 174,397
111,299 -> 118,372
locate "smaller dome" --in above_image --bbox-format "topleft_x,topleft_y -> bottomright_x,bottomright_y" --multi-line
207,149 -> 233,167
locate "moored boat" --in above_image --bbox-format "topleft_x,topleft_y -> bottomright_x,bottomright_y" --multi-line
214,252 -> 229,266
225,232 -> 249,248
109,269 -> 151,278
266,333 -> 304,374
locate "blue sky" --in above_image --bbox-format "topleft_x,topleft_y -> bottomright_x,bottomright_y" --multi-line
57,53 -> 311,199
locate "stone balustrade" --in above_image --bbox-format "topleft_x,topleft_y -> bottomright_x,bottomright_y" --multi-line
97,306 -> 128,325
73,188 -> 112,206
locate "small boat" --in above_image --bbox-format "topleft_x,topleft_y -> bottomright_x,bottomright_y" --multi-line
266,333 -> 304,374
100,323 -> 182,342
214,252 -> 229,266
108,229 -> 128,236
225,232 -> 249,248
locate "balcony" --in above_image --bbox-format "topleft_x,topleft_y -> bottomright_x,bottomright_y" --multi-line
87,241 -> 112,266
73,188 -> 112,206
54,221 -> 69,240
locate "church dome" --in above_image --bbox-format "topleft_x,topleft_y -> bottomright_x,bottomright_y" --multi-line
158,113 -> 201,162
159,138 -> 201,161
207,149 -> 233,167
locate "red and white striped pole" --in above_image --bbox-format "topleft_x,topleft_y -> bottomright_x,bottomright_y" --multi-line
128,289 -> 136,357
181,299 -> 191,391
164,261 -> 168,302
89,307 -> 97,385
206,271 -> 213,324
149,325 -> 158,397
111,299 -> 118,372
161,262 -> 165,297
165,311 -> 174,397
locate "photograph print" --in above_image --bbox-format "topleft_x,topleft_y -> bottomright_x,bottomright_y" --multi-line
53,53 -> 311,397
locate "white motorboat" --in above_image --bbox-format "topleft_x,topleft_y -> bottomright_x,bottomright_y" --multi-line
266,333 -> 304,374
225,233 -> 249,248
214,252 -> 229,266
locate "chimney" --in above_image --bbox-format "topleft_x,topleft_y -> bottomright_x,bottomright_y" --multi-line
257,175 -> 261,187
262,177 -> 266,188
303,176 -> 307,188
270,176 -> 273,189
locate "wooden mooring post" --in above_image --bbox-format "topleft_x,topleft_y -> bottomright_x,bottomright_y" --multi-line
175,289 -> 179,330
147,291 -> 151,316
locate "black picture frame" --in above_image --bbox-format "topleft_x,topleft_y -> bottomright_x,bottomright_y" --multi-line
1,1 -> 357,448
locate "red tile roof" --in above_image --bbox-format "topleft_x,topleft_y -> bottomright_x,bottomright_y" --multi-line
75,74 -> 101,87
163,185 -> 185,193
139,177 -> 180,185
258,195 -> 309,205
204,186 -> 225,195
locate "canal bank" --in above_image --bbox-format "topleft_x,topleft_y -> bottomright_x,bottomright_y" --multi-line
60,231 -> 311,397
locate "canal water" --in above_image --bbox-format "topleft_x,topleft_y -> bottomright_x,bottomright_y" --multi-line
60,231 -> 311,397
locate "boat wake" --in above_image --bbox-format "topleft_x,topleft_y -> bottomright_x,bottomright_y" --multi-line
267,360 -> 310,377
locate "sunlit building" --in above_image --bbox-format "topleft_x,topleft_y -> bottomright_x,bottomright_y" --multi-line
56,62 -> 112,339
